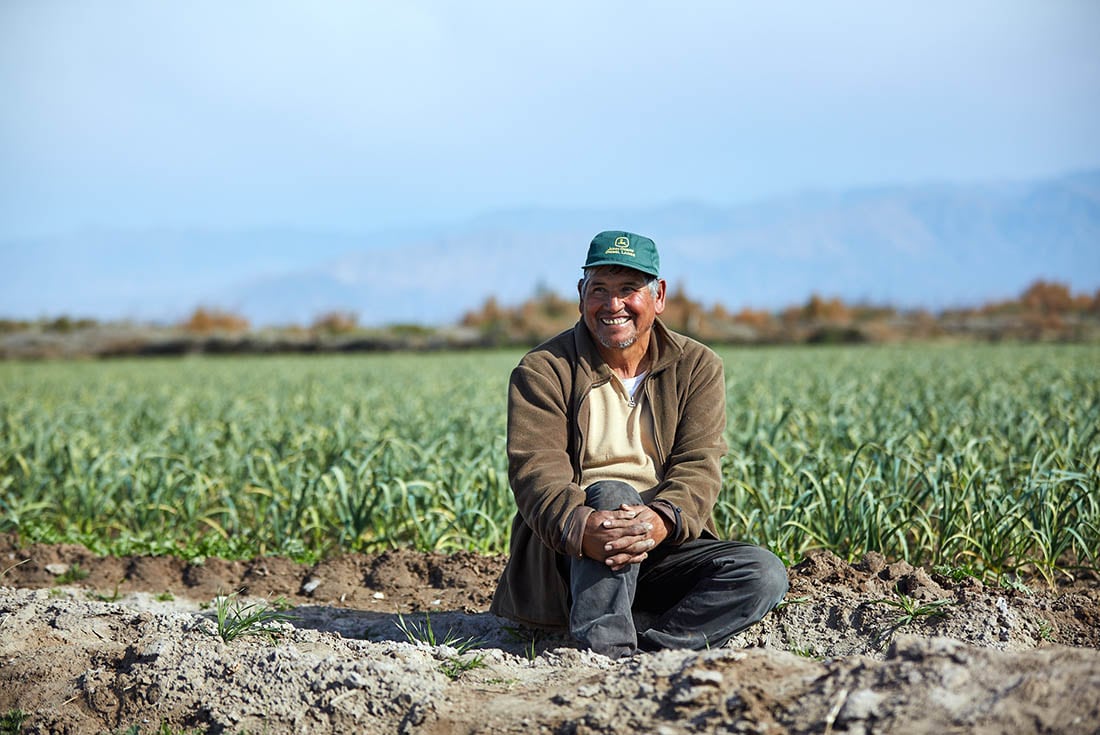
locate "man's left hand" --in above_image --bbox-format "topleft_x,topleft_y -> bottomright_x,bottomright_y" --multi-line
589,503 -> 671,570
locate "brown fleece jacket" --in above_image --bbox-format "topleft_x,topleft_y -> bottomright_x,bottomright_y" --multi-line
489,318 -> 728,628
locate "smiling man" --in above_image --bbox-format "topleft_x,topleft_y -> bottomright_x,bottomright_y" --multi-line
491,230 -> 788,658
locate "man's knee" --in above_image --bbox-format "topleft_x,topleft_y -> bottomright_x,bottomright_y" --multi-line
709,544 -> 788,608
583,480 -> 643,511
746,546 -> 789,607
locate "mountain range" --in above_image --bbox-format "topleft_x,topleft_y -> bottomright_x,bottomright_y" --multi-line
3,170 -> 1098,326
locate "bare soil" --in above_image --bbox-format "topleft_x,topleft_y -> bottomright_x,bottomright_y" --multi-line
1,535 -> 1098,734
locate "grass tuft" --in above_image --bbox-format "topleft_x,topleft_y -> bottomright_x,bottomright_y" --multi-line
439,651 -> 487,680
395,611 -> 482,651
53,564 -> 90,585
396,611 -> 488,679
209,590 -> 297,644
90,579 -> 125,603
1,709 -> 26,735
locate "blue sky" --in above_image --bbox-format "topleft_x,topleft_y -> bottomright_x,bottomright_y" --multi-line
2,1 -> 1099,239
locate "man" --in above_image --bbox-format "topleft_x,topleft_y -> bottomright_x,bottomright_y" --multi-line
490,230 -> 788,658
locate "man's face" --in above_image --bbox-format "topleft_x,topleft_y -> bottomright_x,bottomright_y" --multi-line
579,266 -> 667,352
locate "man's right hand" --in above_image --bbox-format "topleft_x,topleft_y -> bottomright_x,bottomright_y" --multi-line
580,505 -> 663,571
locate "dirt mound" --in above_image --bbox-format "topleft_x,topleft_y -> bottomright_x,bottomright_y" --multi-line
1,538 -> 1098,734
0,537 -> 503,613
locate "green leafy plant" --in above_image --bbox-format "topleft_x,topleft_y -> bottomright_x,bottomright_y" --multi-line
877,593 -> 954,627
209,591 -> 297,644
775,595 -> 811,611
502,625 -> 544,661
269,595 -> 294,611
999,574 -> 1034,596
788,643 -> 821,659
396,612 -> 487,679
870,590 -> 955,648
439,651 -> 486,680
395,611 -> 439,646
524,636 -> 539,662
54,563 -> 89,584
932,564 -> 980,582
394,611 -> 482,650
91,579 -> 125,602
1,709 -> 26,735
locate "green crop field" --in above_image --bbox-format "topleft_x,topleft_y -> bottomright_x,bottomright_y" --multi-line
2,343 -> 1097,583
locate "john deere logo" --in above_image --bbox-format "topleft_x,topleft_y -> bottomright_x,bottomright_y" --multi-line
605,235 -> 636,257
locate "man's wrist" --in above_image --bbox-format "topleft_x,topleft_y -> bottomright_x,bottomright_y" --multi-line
563,505 -> 595,558
647,500 -> 681,544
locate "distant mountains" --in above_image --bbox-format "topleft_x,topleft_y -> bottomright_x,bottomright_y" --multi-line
3,170 -> 1099,326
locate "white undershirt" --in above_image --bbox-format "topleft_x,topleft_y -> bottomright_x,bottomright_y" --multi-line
620,371 -> 648,403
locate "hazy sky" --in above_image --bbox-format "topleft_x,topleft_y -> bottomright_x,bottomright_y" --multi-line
2,1 -> 1099,239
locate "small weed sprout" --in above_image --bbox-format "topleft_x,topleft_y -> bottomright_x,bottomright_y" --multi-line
395,611 -> 482,650
209,591 -> 297,644
91,579 -> 125,603
54,564 -> 90,585
485,677 -> 520,687
395,612 -> 488,679
502,624 -> 545,661
789,643 -> 820,659
395,611 -> 440,646
874,591 -> 955,627
932,564 -> 980,582
155,591 -> 175,602
999,574 -> 1033,596
1,708 -> 27,735
870,589 -> 955,648
440,651 -> 487,680
269,595 -> 295,612
525,636 -> 538,662
775,595 -> 811,611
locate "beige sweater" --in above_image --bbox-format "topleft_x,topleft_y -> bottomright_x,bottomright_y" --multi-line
578,374 -> 660,492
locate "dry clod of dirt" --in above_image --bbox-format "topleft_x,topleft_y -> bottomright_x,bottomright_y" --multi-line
1,538 -> 1098,734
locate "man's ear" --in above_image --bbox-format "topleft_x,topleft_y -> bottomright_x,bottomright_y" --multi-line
653,279 -> 668,315
577,279 -> 585,313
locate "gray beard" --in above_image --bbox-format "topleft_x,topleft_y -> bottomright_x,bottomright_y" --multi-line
599,333 -> 637,350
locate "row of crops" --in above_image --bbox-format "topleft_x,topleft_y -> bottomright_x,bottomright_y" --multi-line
2,344 -> 1097,582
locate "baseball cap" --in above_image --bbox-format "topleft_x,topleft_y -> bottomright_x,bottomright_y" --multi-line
583,230 -> 660,277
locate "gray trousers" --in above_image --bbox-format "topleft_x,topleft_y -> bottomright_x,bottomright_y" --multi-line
569,480 -> 789,658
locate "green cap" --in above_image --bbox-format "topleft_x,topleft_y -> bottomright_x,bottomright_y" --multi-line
583,230 -> 660,277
